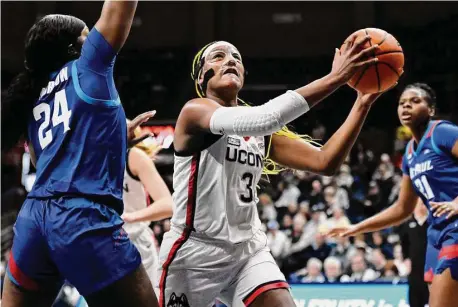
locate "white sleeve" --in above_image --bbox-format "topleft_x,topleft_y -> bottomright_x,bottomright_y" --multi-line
209,90 -> 309,136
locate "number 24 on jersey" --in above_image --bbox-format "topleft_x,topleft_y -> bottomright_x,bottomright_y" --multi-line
33,89 -> 72,149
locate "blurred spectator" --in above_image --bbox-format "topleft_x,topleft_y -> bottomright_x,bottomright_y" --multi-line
335,164 -> 353,189
393,244 -> 410,277
303,233 -> 332,263
275,181 -> 300,209
370,231 -> 394,259
285,214 -> 310,256
311,121 -> 326,140
330,236 -> 358,269
266,220 -> 289,264
301,258 -> 325,283
324,180 -> 350,210
373,153 -> 395,209
324,256 -> 343,283
281,214 -> 293,232
370,249 -> 399,279
341,253 -> 378,282
308,180 -> 325,209
258,193 -> 277,222
320,206 -> 351,236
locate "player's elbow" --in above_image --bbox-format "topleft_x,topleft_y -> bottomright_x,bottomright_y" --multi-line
321,167 -> 338,177
315,154 -> 340,176
392,202 -> 415,225
294,152 -> 338,176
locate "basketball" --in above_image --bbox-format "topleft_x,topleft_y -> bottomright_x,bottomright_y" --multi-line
340,28 -> 404,94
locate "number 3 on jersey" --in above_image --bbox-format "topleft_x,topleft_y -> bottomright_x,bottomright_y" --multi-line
33,89 -> 72,149
241,172 -> 255,203
414,175 -> 435,200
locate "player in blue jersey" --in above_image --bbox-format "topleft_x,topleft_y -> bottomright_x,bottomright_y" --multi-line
1,2 -> 159,307
327,83 -> 458,307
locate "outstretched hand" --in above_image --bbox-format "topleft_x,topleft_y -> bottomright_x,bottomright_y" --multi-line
127,111 -> 156,147
331,34 -> 379,85
326,225 -> 360,238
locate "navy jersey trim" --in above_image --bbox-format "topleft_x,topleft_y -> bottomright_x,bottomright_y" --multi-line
71,61 -> 121,107
174,133 -> 223,157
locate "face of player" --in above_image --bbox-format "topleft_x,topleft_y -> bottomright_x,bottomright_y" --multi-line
200,42 -> 245,97
397,88 -> 434,128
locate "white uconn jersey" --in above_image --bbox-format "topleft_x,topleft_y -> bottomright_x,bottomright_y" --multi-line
172,135 -> 267,243
123,153 -> 150,237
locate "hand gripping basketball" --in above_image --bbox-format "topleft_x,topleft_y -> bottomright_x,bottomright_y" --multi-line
341,28 -> 404,93
331,34 -> 379,86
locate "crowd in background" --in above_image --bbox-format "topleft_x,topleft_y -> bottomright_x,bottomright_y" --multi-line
1,121 -> 414,294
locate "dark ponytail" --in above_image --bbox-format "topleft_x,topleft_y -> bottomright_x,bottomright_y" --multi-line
2,70 -> 47,149
1,14 -> 86,150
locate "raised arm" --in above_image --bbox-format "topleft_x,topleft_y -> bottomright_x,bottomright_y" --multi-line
177,35 -> 378,138
327,175 -> 419,237
268,91 -> 382,176
122,148 -> 173,223
95,1 -> 138,51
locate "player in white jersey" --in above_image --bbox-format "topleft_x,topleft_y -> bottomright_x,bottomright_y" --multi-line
121,126 -> 173,293
158,37 -> 391,307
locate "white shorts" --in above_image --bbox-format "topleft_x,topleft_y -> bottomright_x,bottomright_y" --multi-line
128,227 -> 159,297
156,227 -> 289,307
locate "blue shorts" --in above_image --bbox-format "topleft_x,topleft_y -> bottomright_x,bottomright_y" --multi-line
6,197 -> 141,296
435,226 -> 458,281
425,226 -> 458,282
424,243 -> 439,283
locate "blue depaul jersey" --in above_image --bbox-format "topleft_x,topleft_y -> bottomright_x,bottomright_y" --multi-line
27,28 -> 127,214
402,120 -> 458,246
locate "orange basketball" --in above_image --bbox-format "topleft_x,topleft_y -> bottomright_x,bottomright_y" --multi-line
340,28 -> 404,94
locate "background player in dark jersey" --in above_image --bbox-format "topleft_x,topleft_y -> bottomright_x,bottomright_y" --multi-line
327,83 -> 458,307
1,1 -> 158,307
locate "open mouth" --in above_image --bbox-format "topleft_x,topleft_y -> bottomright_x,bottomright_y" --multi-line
223,68 -> 239,77
401,111 -> 412,120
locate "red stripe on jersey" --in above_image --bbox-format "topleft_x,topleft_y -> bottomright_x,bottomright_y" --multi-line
243,281 -> 290,306
8,252 -> 39,290
426,120 -> 441,138
424,268 -> 434,283
159,153 -> 200,307
438,244 -> 458,260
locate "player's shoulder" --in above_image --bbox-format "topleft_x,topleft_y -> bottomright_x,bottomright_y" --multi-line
178,98 -> 222,130
183,98 -> 220,111
432,120 -> 456,133
429,119 -> 457,142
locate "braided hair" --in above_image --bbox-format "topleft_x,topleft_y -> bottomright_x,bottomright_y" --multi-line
2,14 -> 86,150
404,82 -> 437,110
